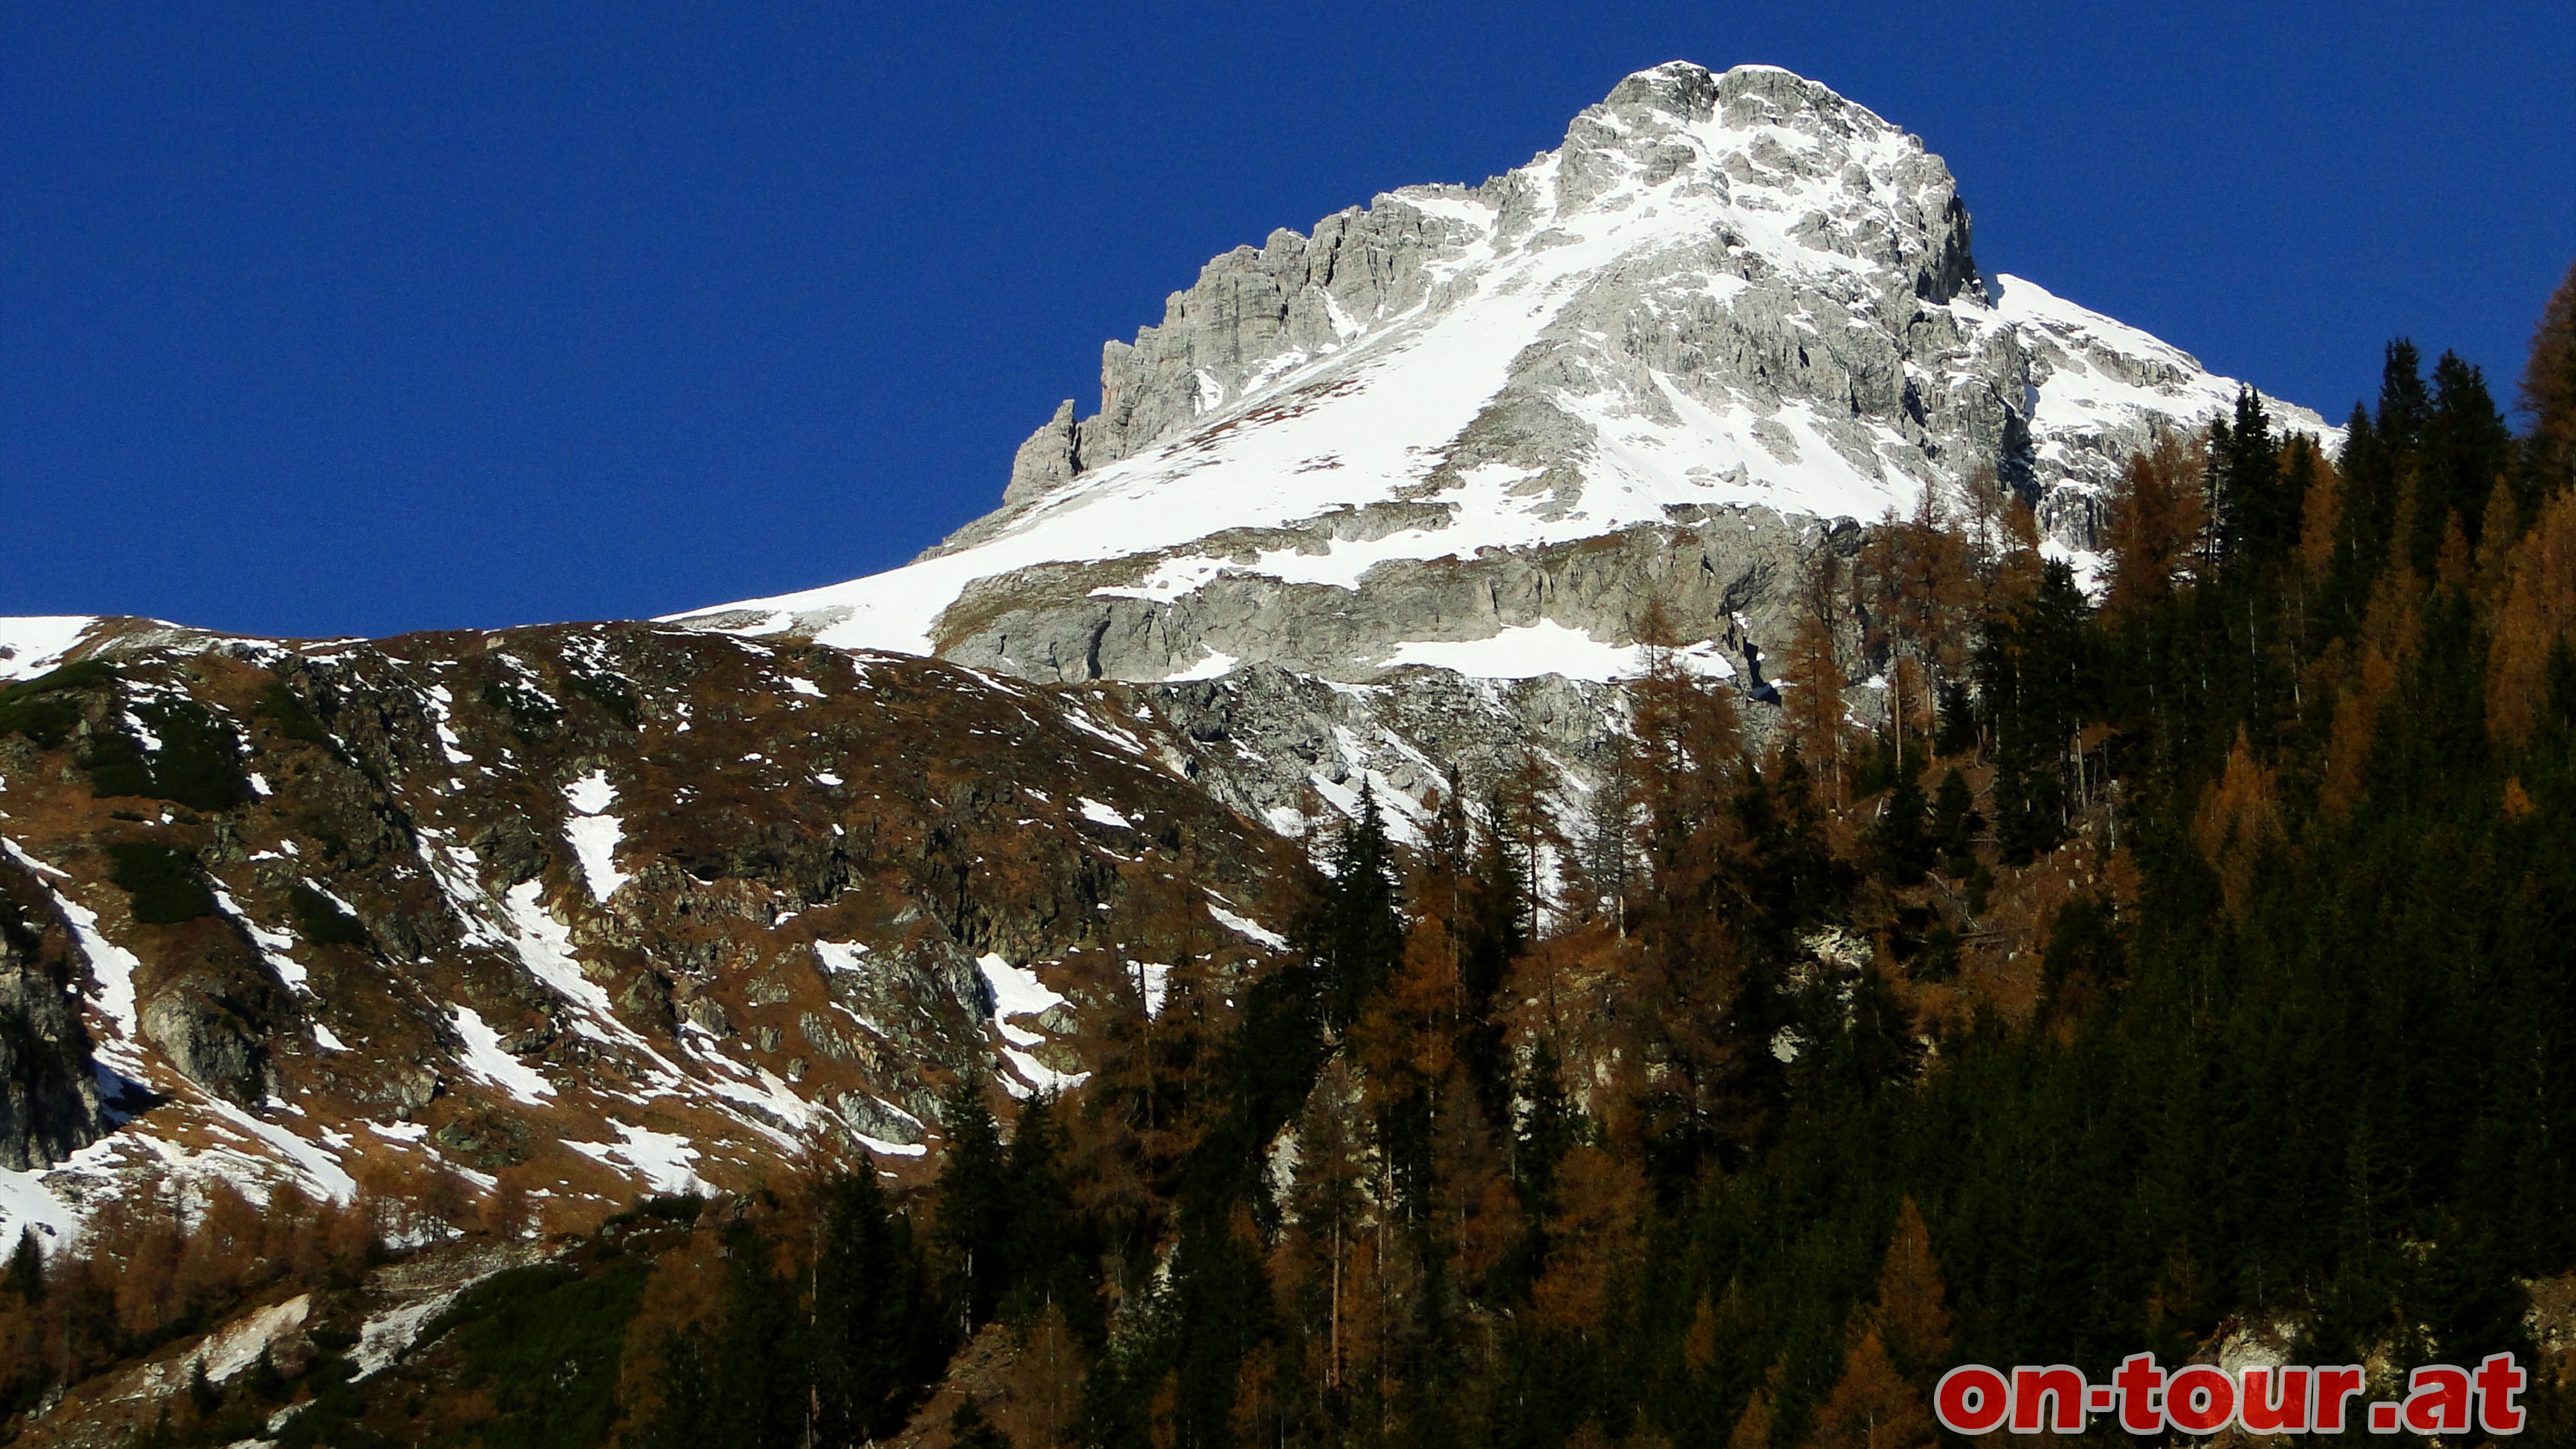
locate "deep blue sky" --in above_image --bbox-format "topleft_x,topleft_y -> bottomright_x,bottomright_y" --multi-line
5,3 -> 2571,638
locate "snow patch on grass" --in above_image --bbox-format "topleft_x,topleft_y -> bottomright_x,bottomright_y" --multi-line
564,769 -> 616,814
977,955 -> 1087,1097
211,883 -> 305,990
1129,960 -> 1173,1018
565,1121 -> 705,1196
423,684 -> 473,765
813,940 -> 871,975
449,1006 -> 556,1102
561,770 -> 629,901
977,955 -> 1065,1047
501,882 -> 623,1042
563,816 -> 628,902
1206,900 -> 1290,950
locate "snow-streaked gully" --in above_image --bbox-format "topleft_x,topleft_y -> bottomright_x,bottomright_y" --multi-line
1933,1352 -> 2527,1436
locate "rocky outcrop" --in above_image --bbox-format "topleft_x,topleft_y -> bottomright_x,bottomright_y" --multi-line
1002,400 -> 1084,511
0,873 -> 107,1171
1134,662 -> 1630,841
978,64 -> 1984,528
138,986 -> 273,1108
940,505 -> 1831,686
1070,201 -> 1469,473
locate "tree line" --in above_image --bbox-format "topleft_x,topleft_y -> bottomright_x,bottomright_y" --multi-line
11,258 -> 2576,1449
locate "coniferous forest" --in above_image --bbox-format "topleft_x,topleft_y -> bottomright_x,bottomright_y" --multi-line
7,265 -> 2576,1449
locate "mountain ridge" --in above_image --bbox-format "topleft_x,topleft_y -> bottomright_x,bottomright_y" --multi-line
667,60 -> 2332,688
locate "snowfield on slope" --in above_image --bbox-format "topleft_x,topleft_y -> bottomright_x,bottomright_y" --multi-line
0,616 -> 104,683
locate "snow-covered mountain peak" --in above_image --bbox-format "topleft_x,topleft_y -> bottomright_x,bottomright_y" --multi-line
1587,60 -> 1909,172
1481,61 -> 1974,305
669,62 -> 2328,688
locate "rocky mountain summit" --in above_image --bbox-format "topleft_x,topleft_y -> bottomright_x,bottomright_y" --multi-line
673,61 -> 2330,691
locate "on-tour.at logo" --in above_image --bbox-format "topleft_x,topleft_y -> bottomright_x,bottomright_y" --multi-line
1933,1352 -> 2526,1436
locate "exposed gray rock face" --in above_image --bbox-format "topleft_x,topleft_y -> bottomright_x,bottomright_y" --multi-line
941,505 -> 1833,687
140,985 -> 275,1108
978,63 -> 1976,527
0,875 -> 108,1170
833,1089 -> 924,1146
1063,204 -> 1470,475
684,62 -> 2331,698
1002,400 -> 1084,511
1130,663 -> 1631,843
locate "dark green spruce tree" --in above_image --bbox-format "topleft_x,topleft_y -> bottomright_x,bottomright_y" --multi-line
812,1169 -> 933,1446
1307,781 -> 1407,1031
934,1077 -> 1016,1332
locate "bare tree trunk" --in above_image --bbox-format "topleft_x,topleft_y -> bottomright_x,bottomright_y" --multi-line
1328,1219 -> 1342,1391
1893,655 -> 1906,777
